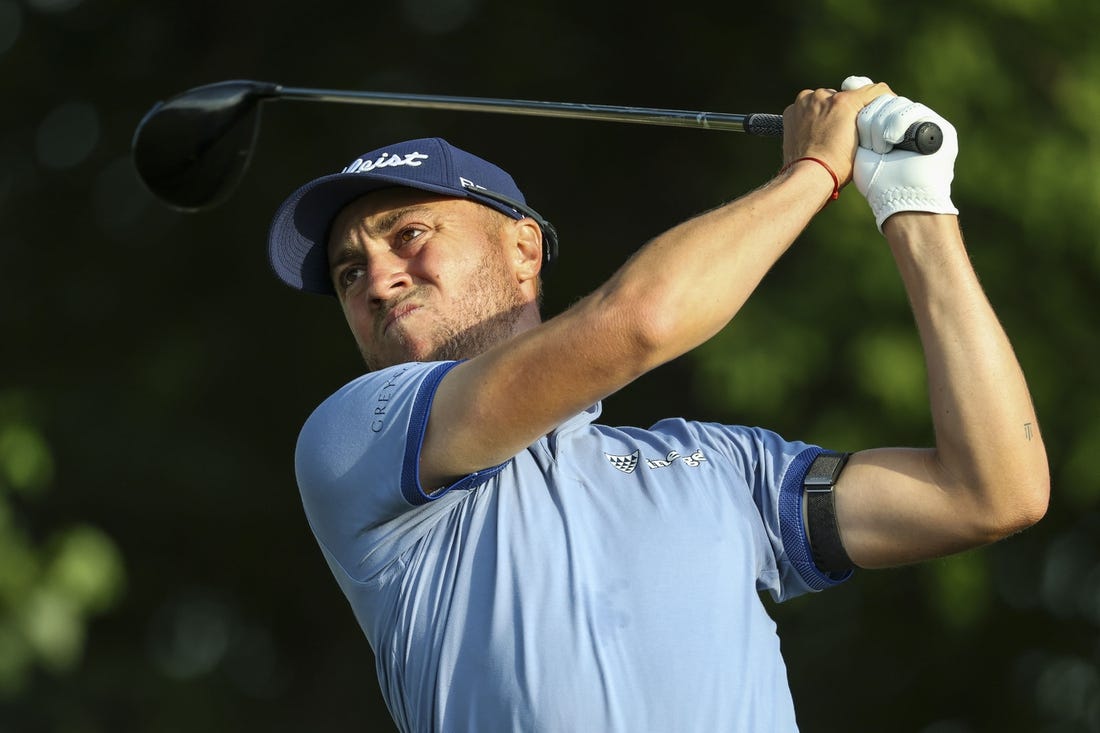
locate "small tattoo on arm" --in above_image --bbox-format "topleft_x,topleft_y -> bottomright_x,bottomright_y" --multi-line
1024,423 -> 1033,440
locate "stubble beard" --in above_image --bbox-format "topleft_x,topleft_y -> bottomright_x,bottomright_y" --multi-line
361,247 -> 528,371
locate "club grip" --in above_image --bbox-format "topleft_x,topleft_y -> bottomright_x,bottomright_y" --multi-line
744,113 -> 784,138
891,121 -> 943,154
744,114 -> 942,155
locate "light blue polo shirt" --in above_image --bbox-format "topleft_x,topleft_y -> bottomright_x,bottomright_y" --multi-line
295,361 -> 849,733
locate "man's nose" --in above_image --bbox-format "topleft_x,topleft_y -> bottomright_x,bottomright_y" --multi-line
365,250 -> 414,302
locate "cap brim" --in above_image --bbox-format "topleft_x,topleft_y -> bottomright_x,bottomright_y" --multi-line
267,171 -> 489,295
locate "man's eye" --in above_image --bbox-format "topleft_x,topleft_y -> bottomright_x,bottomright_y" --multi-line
339,266 -> 366,288
397,227 -> 424,245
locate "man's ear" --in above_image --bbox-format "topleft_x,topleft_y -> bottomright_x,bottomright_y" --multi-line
511,218 -> 544,283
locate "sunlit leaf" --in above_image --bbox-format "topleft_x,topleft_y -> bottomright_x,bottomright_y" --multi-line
18,587 -> 83,673
0,424 -> 54,496
46,525 -> 126,613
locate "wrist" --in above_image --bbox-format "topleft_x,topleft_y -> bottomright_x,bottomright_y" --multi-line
881,210 -> 960,238
779,157 -> 841,205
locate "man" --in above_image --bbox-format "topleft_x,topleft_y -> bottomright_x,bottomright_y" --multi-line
267,77 -> 1049,731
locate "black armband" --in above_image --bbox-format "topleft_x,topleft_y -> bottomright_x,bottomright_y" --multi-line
803,451 -> 854,574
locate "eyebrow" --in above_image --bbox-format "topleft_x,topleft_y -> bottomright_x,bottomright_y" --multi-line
327,244 -> 360,275
327,204 -> 438,272
362,205 -> 435,239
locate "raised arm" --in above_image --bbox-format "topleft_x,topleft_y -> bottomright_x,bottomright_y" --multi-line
830,83 -> 1049,567
835,213 -> 1049,567
421,83 -> 891,489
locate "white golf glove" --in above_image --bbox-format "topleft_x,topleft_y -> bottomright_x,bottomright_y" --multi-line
841,75 -> 959,231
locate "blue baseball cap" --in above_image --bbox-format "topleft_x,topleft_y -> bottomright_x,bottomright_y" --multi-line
268,137 -> 557,295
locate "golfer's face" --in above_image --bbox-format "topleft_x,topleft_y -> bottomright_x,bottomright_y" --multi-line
327,188 -> 526,369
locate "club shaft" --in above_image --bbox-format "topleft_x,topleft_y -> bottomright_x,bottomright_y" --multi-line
273,85 -> 774,134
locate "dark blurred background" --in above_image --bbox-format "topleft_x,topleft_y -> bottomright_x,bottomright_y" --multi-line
1,0 -> 1097,730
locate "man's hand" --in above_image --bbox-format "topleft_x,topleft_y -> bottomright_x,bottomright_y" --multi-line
841,76 -> 960,231
781,81 -> 891,187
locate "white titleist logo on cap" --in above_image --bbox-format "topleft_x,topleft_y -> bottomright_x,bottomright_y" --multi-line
343,151 -> 429,174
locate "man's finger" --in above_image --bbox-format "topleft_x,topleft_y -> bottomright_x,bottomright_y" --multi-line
845,81 -> 893,106
857,94 -> 899,154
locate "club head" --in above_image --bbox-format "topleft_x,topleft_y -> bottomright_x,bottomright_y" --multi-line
131,80 -> 279,211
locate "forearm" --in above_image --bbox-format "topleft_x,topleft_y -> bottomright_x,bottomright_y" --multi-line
886,213 -> 1049,533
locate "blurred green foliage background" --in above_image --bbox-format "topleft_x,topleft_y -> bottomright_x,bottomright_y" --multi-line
1,0 -> 1097,730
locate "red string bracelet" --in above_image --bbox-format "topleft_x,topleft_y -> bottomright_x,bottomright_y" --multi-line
780,156 -> 840,202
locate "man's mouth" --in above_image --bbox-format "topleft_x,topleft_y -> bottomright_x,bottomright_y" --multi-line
382,303 -> 421,334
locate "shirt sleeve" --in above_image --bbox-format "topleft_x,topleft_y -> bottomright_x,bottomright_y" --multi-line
736,426 -> 853,600
293,361 -> 508,582
662,420 -> 853,601
774,444 -> 855,593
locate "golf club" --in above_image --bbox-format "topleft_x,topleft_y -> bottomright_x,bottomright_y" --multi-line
131,79 -> 943,211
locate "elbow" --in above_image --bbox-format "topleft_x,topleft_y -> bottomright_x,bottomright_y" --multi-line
976,469 -> 1050,542
1015,472 -> 1051,529
1009,453 -> 1052,531
631,303 -> 677,363
625,284 -> 720,368
591,262 -> 725,372
990,491 -> 1048,540
936,441 -> 1050,544
593,284 -> 686,373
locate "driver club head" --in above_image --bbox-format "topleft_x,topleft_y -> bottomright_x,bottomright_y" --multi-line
131,80 -> 279,211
